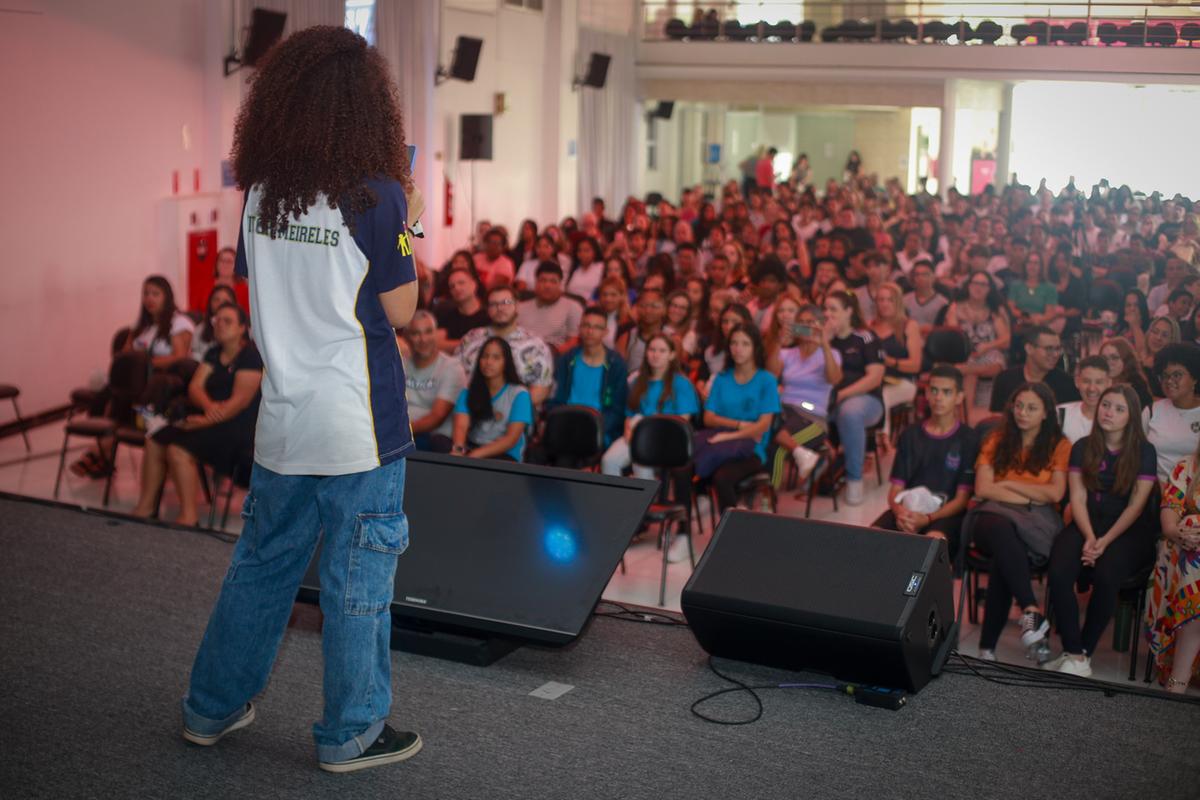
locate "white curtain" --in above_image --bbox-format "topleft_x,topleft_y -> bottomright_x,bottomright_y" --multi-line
241,0 -> 347,36
577,27 -> 638,218
374,0 -> 439,261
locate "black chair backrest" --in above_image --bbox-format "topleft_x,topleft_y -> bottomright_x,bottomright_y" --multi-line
630,415 -> 693,471
109,351 -> 150,401
542,405 -> 603,460
925,326 -> 971,365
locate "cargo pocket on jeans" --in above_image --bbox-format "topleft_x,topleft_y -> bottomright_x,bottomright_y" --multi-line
225,491 -> 258,583
345,511 -> 409,616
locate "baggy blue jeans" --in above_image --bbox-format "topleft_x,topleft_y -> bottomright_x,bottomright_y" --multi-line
182,458 -> 409,763
831,393 -> 884,481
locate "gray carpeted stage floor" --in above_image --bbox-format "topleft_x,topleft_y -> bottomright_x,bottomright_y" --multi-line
0,496 -> 1194,800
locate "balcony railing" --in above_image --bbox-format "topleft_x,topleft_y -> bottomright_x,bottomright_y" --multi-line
640,1 -> 1200,46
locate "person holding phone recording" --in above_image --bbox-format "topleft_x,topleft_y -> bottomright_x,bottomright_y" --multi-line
768,303 -> 842,488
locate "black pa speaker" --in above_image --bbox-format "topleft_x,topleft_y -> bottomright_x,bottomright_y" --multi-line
243,9 -> 287,67
653,101 -> 675,120
681,511 -> 954,692
582,53 -> 611,88
450,36 -> 483,82
460,114 -> 493,161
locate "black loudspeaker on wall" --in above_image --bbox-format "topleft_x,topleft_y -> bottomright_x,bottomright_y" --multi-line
460,114 -> 493,161
582,53 -> 611,88
243,9 -> 287,67
450,36 -> 483,81
681,512 -> 955,692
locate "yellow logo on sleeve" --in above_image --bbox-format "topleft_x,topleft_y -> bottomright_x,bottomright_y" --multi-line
396,231 -> 413,256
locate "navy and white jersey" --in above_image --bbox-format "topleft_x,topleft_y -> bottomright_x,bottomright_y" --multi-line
236,177 -> 416,475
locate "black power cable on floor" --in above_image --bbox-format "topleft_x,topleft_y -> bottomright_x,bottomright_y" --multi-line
591,600 -> 689,627
944,650 -> 1200,705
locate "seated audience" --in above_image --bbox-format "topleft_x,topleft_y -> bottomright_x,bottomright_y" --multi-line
871,282 -> 923,438
967,382 -> 1071,661
602,333 -> 699,480
596,277 -> 632,348
701,302 -> 755,389
768,303 -> 842,487
212,246 -> 250,312
402,310 -> 466,453
1099,336 -> 1153,409
990,326 -> 1079,412
823,290 -> 885,506
1147,433 -> 1200,692
565,236 -> 604,300
435,266 -> 489,353
550,306 -> 628,448
617,289 -> 667,375
191,285 -> 239,362
904,259 -> 948,336
132,303 -> 262,526
514,234 -> 569,290
695,324 -> 780,511
664,289 -> 699,356
1047,385 -> 1157,677
853,250 -> 890,322
946,274 -> 1010,413
473,228 -> 516,289
1146,343 -> 1200,482
873,365 -> 978,557
745,255 -> 787,331
518,261 -> 583,354
73,276 -> 196,478
1007,251 -> 1062,330
1057,356 -> 1113,443
457,285 -> 555,406
1141,315 -> 1181,398
451,337 -> 533,461
1114,289 -> 1150,353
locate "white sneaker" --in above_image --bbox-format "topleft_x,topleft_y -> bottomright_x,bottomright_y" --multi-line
844,479 -> 865,506
792,446 -> 820,481
977,649 -> 997,662
1055,654 -> 1092,678
666,531 -> 692,564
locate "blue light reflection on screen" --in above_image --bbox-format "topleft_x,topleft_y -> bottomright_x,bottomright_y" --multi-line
544,527 -> 578,564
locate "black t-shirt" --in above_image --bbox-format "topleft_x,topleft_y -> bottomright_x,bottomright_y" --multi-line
1068,438 -> 1157,525
832,330 -> 882,397
891,422 -> 979,500
835,225 -> 875,252
202,342 -> 263,424
436,304 -> 490,341
989,365 -> 1080,412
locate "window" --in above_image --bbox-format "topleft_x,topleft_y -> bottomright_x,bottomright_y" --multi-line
504,0 -> 543,10
345,0 -> 376,45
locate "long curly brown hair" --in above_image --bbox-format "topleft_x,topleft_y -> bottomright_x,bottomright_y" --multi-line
231,26 -> 411,236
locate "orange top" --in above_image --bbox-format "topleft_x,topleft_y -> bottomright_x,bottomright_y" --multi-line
977,433 -> 1071,485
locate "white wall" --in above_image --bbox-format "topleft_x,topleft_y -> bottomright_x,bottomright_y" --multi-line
0,0 -> 208,412
432,4 -> 565,264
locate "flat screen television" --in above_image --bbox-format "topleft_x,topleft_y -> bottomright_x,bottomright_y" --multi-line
299,453 -> 657,659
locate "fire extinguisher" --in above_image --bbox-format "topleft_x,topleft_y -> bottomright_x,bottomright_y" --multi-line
444,175 -> 454,227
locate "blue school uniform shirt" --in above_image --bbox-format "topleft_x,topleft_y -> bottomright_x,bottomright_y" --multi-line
566,361 -> 604,411
705,369 -> 781,462
454,384 -> 534,461
636,373 -> 701,417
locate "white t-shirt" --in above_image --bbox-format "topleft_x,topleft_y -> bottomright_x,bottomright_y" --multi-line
1057,402 -> 1094,444
131,312 -> 195,357
1147,398 -> 1200,482
565,262 -> 604,301
402,352 -> 466,438
237,177 -> 417,475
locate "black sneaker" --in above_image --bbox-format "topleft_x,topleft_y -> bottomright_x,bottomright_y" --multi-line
319,724 -> 422,774
183,703 -> 255,746
1019,610 -> 1049,647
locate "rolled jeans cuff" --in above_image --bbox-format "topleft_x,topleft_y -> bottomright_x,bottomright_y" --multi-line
316,719 -> 386,764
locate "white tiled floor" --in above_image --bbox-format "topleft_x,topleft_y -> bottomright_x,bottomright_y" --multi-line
0,419 -> 1173,692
